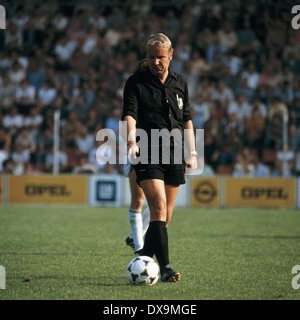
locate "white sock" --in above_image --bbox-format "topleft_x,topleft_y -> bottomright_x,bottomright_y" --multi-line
128,209 -> 143,252
142,206 -> 150,236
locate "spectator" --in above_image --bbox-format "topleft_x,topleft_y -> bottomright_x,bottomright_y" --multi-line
1,158 -> 15,174
251,96 -> 267,118
243,107 -> 266,158
217,20 -> 238,51
0,126 -> 11,172
51,10 -> 69,38
14,79 -> 36,115
252,155 -> 270,177
170,49 -> 185,75
290,98 -> 300,127
275,64 -> 295,87
54,35 -> 77,64
203,129 -> 220,173
105,107 -> 122,134
191,94 -> 211,130
11,144 -> 30,174
75,124 -> 95,154
104,21 -> 122,49
288,123 -> 300,154
176,34 -> 192,64
12,8 -> 30,32
272,144 -> 295,177
69,95 -> 90,122
211,80 -> 234,109
87,9 -> 107,33
194,27 -> 214,54
273,81 -> 294,106
236,19 -> 256,55
217,125 -> 242,167
34,126 -> 53,166
43,144 -> 70,173
38,79 -> 57,108
284,49 -> 300,76
234,77 -> 255,101
82,25 -> 100,55
24,161 -> 41,175
0,75 -> 16,112
264,113 -> 283,150
0,126 -> 11,153
224,49 -> 242,78
3,105 -> 23,138
4,21 -> 23,49
7,61 -> 26,85
68,48 -> 90,76
73,153 -> 98,174
81,81 -> 96,109
227,94 -> 252,121
206,34 -> 227,65
62,111 -> 82,145
27,59 -> 46,90
23,106 -> 43,139
196,77 -> 213,103
239,62 -> 260,90
233,148 -> 255,177
259,62 -> 277,90
86,108 -> 101,135
267,96 -> 288,122
14,127 -> 36,157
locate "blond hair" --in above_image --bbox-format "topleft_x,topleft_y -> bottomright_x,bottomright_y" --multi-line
146,33 -> 173,53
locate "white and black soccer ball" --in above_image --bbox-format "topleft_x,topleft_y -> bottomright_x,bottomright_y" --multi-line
127,256 -> 159,286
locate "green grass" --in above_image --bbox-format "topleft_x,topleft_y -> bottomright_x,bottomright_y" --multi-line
0,205 -> 300,300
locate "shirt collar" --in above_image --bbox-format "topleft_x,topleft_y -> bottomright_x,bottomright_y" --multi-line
145,66 -> 177,83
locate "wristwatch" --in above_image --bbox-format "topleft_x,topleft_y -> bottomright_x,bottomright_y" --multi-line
190,151 -> 197,156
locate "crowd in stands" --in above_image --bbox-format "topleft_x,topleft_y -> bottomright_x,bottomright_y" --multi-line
0,0 -> 300,176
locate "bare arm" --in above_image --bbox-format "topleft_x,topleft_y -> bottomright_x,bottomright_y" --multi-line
123,115 -> 139,159
183,120 -> 197,173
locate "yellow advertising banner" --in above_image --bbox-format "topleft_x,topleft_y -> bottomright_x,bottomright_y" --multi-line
190,177 -> 220,207
224,178 -> 296,208
0,175 -> 3,204
8,175 -> 88,205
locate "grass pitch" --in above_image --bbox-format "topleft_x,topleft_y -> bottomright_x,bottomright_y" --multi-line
0,205 -> 299,300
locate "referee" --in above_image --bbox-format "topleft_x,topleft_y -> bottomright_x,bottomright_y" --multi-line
122,33 -> 197,282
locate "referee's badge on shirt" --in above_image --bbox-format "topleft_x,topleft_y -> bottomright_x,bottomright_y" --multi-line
176,94 -> 183,109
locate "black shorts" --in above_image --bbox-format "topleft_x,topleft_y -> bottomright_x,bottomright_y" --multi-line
133,163 -> 186,186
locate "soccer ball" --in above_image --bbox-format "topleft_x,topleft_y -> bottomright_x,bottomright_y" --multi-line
127,256 -> 159,286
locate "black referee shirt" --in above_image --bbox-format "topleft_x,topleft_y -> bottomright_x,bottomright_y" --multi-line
122,66 -> 192,133
122,66 -> 192,164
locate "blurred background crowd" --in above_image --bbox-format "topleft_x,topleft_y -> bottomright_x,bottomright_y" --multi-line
0,0 -> 299,177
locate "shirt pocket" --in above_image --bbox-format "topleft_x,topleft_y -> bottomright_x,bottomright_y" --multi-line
166,91 -> 184,121
139,86 -> 162,113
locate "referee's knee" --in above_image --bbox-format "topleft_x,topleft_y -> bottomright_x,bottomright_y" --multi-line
150,200 -> 166,221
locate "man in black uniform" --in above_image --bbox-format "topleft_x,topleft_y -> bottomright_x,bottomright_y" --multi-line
122,33 -> 197,282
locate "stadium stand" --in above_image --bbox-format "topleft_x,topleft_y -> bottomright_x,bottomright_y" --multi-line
0,0 -> 299,177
